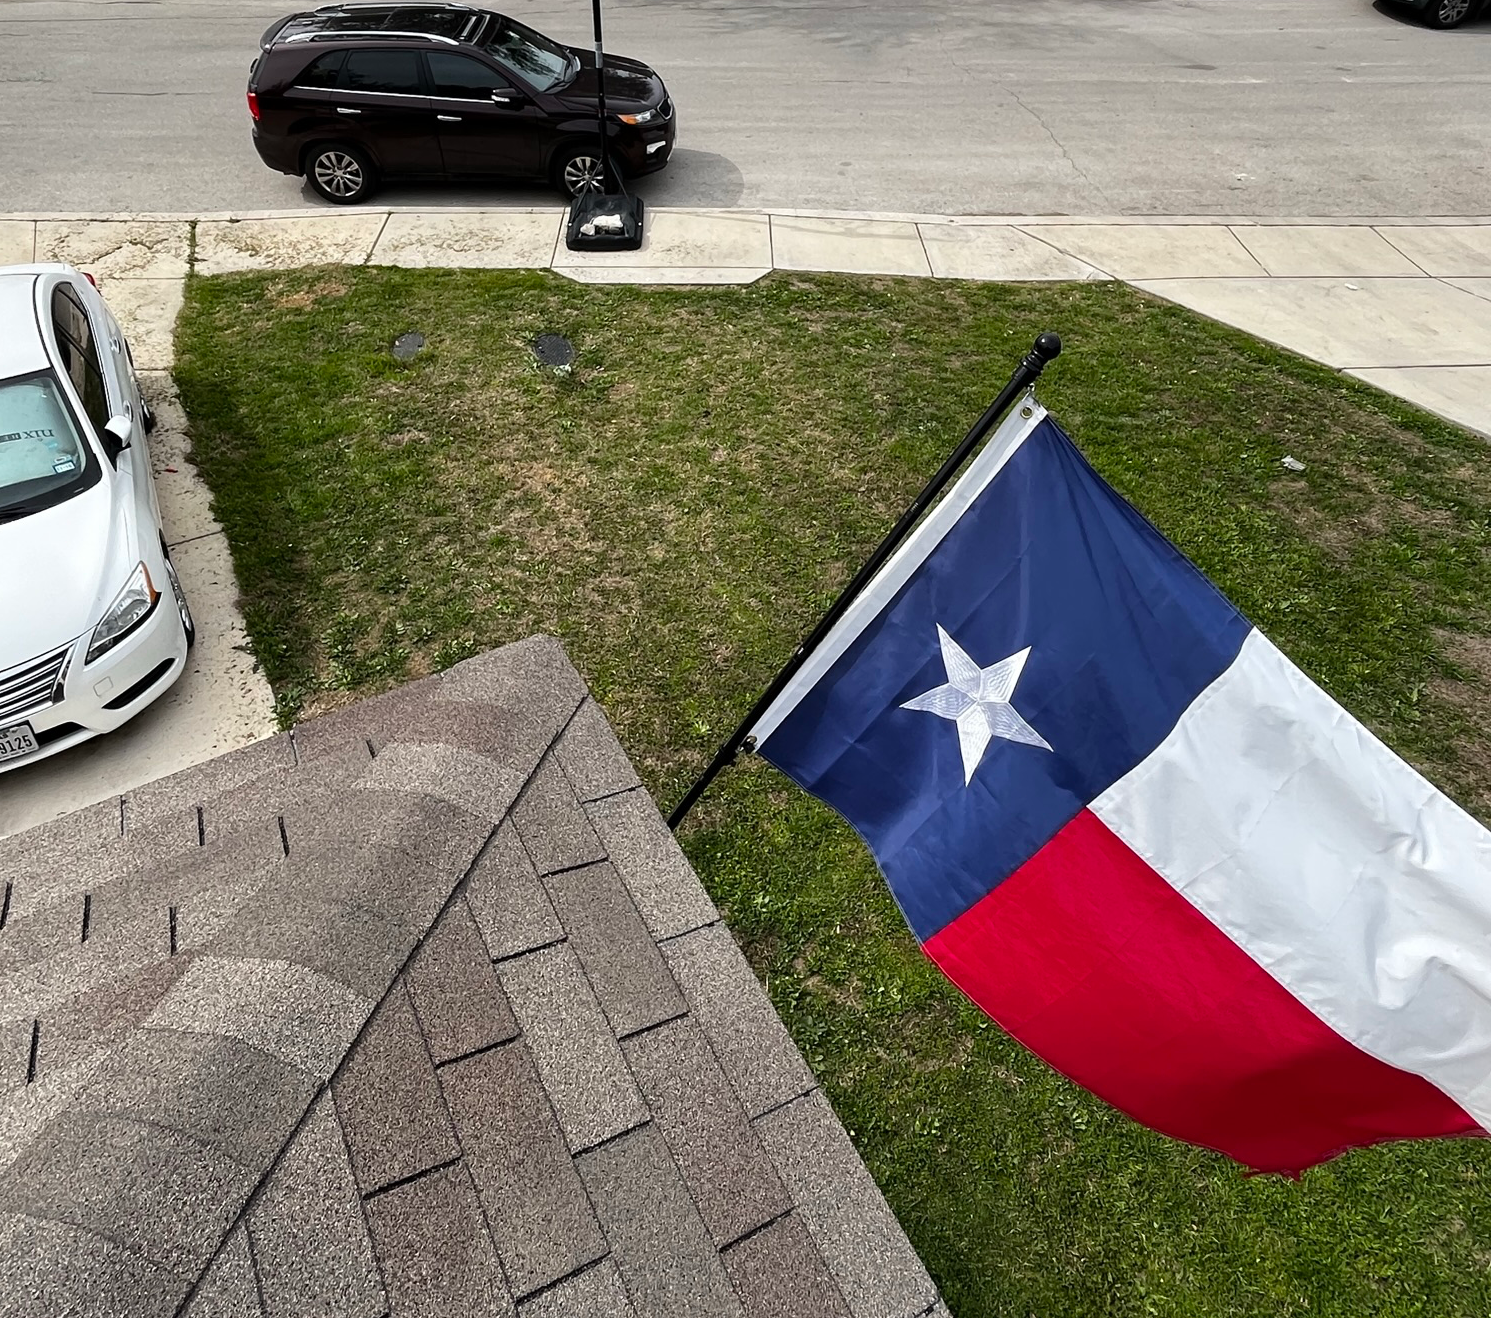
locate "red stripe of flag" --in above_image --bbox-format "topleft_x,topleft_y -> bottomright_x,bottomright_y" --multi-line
924,809 -> 1478,1173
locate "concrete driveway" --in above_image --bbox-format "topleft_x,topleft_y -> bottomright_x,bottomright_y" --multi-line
0,223 -> 276,838
0,0 -> 1487,217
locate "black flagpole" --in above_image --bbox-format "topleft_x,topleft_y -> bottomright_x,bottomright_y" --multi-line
666,331 -> 1063,831
590,0 -> 614,192
565,0 -> 641,247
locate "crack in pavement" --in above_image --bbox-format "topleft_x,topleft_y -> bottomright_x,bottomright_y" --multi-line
1007,87 -> 1114,211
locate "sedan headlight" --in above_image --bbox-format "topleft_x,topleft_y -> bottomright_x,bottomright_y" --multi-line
616,108 -> 657,125
87,563 -> 159,663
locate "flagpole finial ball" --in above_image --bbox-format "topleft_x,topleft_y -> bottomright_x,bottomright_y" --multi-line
1033,332 -> 1062,362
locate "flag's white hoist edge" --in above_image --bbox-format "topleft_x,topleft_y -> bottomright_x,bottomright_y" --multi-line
749,401 -> 1049,747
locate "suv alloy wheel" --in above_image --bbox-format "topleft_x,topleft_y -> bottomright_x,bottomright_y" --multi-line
554,145 -> 609,196
1424,0 -> 1474,25
307,143 -> 377,204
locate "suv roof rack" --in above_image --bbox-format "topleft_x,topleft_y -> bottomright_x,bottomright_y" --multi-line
281,26 -> 462,42
311,2 -> 476,11
267,2 -> 488,48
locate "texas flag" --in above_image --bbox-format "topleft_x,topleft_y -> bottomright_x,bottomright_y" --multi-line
749,400 -> 1491,1174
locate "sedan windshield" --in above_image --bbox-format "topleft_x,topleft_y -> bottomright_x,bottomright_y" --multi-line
0,372 -> 98,522
482,17 -> 573,92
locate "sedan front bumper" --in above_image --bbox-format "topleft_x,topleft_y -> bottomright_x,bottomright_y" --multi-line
0,594 -> 189,775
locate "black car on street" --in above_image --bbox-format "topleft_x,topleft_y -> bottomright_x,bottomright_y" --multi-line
249,2 -> 675,204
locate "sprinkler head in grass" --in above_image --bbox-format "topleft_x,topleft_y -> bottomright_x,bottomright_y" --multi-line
392,332 -> 426,362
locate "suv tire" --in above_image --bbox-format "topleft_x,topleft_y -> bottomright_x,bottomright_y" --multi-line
552,143 -> 613,197
306,143 -> 378,205
1422,0 -> 1473,25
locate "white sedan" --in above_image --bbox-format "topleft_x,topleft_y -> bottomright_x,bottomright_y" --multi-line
0,263 -> 194,774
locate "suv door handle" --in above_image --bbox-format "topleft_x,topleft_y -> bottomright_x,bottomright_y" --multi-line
436,114 -> 462,122
336,106 -> 361,115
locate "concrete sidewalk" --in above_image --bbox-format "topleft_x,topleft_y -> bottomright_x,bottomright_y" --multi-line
4,210 -> 1488,437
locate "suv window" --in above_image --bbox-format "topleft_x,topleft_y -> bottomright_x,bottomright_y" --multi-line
340,50 -> 423,95
294,51 -> 346,89
50,286 -> 111,435
483,18 -> 572,92
427,53 -> 511,100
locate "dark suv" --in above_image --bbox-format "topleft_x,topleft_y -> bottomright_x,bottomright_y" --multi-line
249,3 -> 675,203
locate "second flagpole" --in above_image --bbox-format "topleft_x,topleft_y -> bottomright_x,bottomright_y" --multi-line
666,330 -> 1063,831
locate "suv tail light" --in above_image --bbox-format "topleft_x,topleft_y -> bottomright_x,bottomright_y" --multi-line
247,91 -> 261,122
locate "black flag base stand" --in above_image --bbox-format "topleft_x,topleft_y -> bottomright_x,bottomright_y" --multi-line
666,331 -> 1064,832
565,190 -> 645,252
567,0 -> 645,253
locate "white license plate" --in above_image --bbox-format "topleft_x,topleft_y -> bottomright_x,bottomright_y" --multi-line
0,722 -> 38,763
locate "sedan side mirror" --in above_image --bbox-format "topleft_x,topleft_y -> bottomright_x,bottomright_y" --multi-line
102,416 -> 133,463
491,89 -> 526,107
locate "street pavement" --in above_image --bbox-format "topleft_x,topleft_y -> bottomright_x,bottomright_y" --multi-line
0,0 -> 1488,218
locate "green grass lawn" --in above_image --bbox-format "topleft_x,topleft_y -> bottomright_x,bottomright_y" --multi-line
174,266 -> 1491,1318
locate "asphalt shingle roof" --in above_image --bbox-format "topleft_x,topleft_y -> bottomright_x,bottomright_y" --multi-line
0,636 -> 945,1318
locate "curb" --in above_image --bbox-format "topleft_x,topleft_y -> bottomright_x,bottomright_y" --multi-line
5,208 -> 1491,227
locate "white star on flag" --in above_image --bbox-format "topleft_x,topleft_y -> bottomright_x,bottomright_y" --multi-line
901,625 -> 1053,785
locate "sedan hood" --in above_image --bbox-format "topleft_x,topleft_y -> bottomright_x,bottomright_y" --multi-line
557,50 -> 662,111
0,481 -> 125,672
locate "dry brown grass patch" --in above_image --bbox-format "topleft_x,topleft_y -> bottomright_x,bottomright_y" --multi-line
266,277 -> 351,310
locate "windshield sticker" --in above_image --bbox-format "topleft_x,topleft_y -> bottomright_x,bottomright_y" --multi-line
52,457 -> 78,474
